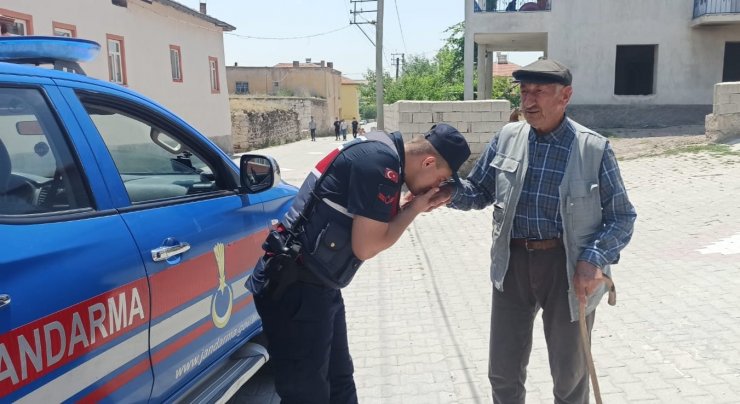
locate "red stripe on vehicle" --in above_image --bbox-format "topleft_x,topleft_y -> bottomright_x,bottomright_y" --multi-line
0,279 -> 150,397
79,294 -> 255,402
149,231 -> 266,319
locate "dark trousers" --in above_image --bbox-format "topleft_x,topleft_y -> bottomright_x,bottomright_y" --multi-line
311,129 -> 316,141
255,282 -> 358,404
489,244 -> 594,404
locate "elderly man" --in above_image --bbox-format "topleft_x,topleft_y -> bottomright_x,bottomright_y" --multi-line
447,59 -> 636,403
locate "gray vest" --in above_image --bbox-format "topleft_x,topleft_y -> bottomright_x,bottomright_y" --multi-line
490,119 -> 609,322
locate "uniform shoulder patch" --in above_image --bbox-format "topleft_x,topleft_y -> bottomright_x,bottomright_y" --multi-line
384,168 -> 399,183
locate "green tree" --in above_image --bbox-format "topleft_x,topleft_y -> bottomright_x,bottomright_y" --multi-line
359,21 -> 516,117
492,76 -> 520,108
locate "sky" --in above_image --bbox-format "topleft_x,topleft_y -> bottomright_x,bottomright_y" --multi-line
180,0 -> 541,80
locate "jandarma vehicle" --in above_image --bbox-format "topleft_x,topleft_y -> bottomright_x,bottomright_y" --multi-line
0,36 -> 297,402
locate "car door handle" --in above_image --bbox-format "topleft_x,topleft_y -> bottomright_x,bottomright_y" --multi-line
0,294 -> 10,309
151,242 -> 191,262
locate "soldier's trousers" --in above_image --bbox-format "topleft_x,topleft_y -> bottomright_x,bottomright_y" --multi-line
255,281 -> 357,404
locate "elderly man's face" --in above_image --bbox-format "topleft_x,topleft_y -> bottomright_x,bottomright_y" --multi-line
520,82 -> 573,133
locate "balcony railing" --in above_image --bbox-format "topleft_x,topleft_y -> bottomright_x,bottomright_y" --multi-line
694,0 -> 740,18
474,0 -> 551,13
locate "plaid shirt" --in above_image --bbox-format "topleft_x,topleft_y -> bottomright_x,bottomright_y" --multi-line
450,118 -> 636,269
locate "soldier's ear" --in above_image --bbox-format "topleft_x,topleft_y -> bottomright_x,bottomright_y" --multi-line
422,156 -> 437,168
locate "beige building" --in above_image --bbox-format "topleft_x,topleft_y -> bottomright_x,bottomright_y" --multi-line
465,0 -> 740,127
340,77 -> 362,122
1,0 -> 235,151
226,60 -> 343,123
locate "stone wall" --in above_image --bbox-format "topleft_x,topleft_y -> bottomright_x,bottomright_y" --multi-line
230,103 -> 301,152
231,96 -> 332,137
384,100 -> 510,174
706,82 -> 740,143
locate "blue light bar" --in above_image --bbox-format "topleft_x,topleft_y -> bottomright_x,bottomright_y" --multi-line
0,36 -> 100,63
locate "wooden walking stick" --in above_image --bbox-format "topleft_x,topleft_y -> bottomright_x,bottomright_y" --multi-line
579,278 -> 616,404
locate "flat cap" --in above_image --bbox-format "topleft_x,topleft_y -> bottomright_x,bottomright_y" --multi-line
512,59 -> 572,86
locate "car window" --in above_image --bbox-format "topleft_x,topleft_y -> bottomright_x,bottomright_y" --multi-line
0,87 -> 91,216
78,99 -> 228,204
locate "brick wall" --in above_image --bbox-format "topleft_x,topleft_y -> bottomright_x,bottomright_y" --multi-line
384,100 -> 510,174
706,82 -> 740,143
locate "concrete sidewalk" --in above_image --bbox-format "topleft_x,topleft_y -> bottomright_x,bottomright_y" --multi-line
233,138 -> 740,403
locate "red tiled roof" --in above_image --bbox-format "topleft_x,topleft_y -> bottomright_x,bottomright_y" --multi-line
493,62 -> 522,77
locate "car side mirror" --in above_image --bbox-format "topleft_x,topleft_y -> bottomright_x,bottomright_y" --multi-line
239,154 -> 281,194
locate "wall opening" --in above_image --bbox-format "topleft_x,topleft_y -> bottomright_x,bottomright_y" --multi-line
723,42 -> 740,82
614,45 -> 656,96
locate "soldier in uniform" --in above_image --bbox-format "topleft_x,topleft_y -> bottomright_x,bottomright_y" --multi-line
247,123 -> 471,404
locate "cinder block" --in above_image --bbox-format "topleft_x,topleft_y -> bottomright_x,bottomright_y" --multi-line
398,112 -> 412,123
463,112 -> 481,122
419,102 -> 434,112
399,123 -> 415,134
480,111 -> 502,122
416,122 -> 433,134
413,112 -> 433,123
470,101 -> 494,112
718,82 -> 740,94
491,100 -> 511,112
432,112 -> 444,123
729,93 -> 740,105
469,142 -> 488,155
471,121 -> 497,133
442,112 -> 463,122
716,103 -> 740,115
428,102 -> 448,112
464,133 -> 480,143
398,102 -> 422,113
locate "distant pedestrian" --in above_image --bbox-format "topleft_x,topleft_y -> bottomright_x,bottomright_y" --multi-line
309,116 -> 317,141
340,119 -> 348,141
333,118 -> 340,141
351,117 -> 359,138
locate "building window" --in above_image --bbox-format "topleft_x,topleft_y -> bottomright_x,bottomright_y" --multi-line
235,81 -> 249,94
52,21 -> 76,37
170,45 -> 183,82
106,34 -> 127,85
614,45 -> 657,96
209,56 -> 220,93
723,42 -> 740,82
0,8 -> 34,35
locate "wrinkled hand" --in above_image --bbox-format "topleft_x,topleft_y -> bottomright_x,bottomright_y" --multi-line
405,187 -> 447,214
427,186 -> 452,211
573,261 -> 604,305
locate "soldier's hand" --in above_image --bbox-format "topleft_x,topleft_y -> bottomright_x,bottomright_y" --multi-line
400,191 -> 415,210
407,187 -> 443,214
573,261 -> 604,304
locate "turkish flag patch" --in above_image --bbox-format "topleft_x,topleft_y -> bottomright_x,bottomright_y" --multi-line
384,168 -> 399,183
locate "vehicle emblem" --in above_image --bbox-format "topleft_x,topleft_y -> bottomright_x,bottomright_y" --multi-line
211,243 -> 233,328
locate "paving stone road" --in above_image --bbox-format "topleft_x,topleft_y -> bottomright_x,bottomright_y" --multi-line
232,135 -> 740,403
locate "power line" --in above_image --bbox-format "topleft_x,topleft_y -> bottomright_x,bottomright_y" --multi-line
225,25 -> 351,40
393,0 -> 407,53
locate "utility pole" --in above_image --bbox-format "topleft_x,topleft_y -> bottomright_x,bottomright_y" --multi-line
375,0 -> 384,130
349,0 -> 383,129
391,52 -> 404,79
